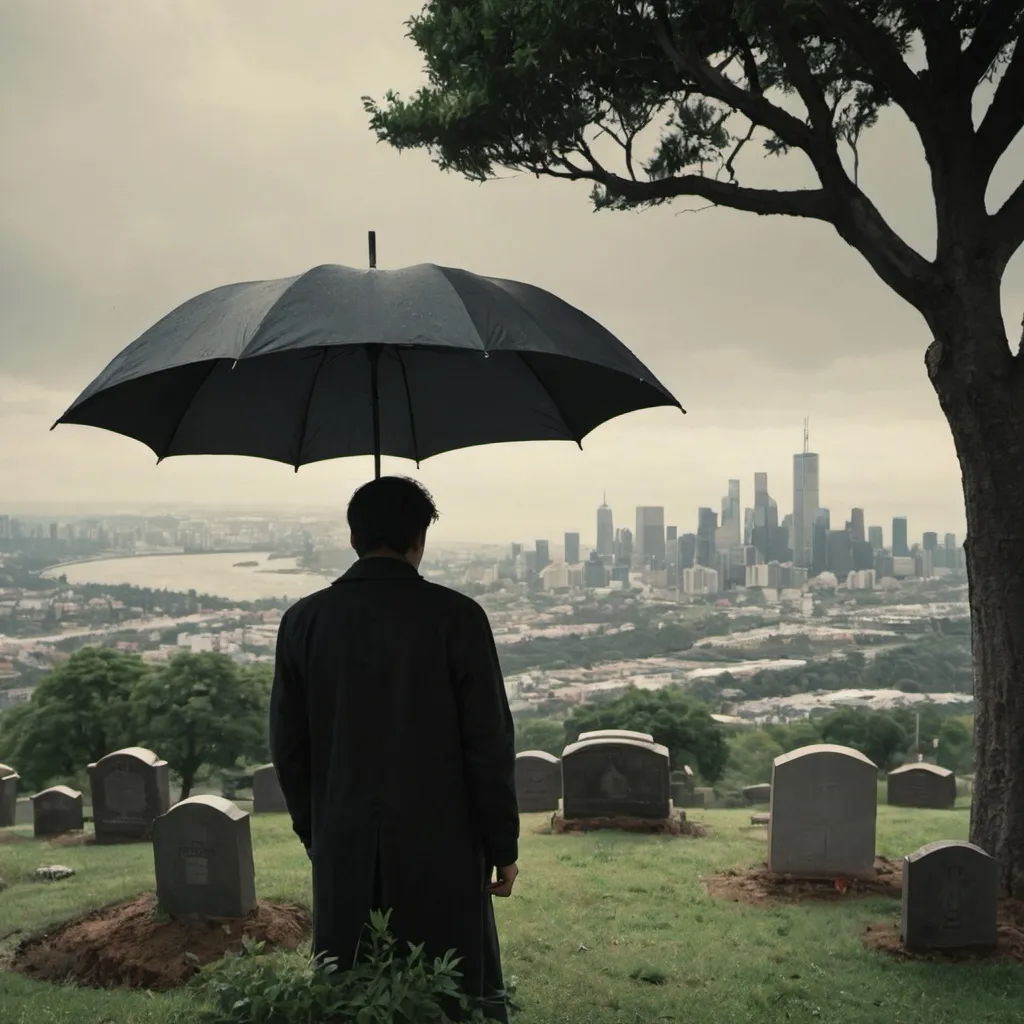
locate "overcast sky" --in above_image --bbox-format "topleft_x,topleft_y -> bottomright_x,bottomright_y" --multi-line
1,1 -> 1021,544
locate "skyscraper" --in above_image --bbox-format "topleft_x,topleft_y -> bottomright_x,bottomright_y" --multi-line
666,526 -> 678,567
868,525 -> 884,550
892,517 -> 909,557
535,539 -> 550,571
811,508 -> 830,576
596,495 -> 614,557
792,420 -> 820,568
635,507 -> 666,566
718,479 -> 741,549
848,508 -> 865,544
564,532 -> 580,565
697,508 -> 718,568
679,533 -> 697,568
923,532 -> 938,552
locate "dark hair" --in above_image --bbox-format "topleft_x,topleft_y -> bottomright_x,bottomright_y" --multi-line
347,476 -> 440,557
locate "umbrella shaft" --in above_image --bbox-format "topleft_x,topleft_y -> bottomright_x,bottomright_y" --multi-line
369,346 -> 381,478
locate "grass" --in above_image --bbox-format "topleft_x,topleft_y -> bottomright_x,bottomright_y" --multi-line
1,802 -> 1022,1024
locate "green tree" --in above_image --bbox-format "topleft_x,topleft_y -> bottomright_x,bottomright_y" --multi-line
514,716 -> 566,756
0,647 -> 145,789
132,652 -> 268,800
565,687 -> 728,782
820,708 -> 909,771
724,728 -> 787,785
368,1 -> 1024,895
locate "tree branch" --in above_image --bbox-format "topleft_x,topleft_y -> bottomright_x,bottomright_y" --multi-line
650,4 -> 813,153
962,0 -> 1024,87
991,177 -> 1024,268
975,39 -> 1024,177
812,0 -> 930,124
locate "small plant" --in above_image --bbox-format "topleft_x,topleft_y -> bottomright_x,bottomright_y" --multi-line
193,910 -> 507,1023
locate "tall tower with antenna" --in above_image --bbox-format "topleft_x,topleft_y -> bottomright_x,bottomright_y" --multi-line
596,492 -> 614,557
792,418 -> 820,569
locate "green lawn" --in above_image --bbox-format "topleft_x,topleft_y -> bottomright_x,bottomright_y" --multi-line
1,803 -> 1021,1024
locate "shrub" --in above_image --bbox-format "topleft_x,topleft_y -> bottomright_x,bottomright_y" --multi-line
193,910 -> 505,1023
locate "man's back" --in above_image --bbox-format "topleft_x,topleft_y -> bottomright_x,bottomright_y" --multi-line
270,555 -> 518,1019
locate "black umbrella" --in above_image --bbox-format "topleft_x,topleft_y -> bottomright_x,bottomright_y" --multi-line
55,236 -> 683,476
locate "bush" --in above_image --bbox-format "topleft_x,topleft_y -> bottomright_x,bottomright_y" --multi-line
193,911 -> 504,1023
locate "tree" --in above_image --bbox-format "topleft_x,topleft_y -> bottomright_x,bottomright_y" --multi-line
820,707 -> 909,770
0,647 -> 145,789
565,687 -> 728,781
514,716 -> 566,755
131,652 -> 268,800
367,1 -> 1024,895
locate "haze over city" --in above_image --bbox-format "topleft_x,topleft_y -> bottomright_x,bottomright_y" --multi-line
3,1 -> 1022,539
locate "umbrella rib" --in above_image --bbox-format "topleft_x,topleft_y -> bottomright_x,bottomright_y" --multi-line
156,361 -> 223,463
293,348 -> 330,471
518,353 -> 582,448
394,348 -> 421,466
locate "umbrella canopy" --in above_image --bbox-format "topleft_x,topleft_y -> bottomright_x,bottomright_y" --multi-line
55,263 -> 683,474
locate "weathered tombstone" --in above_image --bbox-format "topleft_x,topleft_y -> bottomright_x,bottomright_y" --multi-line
887,764 -> 956,809
0,763 -> 18,827
514,751 -> 561,812
768,743 -> 877,879
901,841 -> 998,951
670,765 -> 695,806
694,786 -> 715,808
88,746 -> 171,843
153,795 -> 257,919
32,786 -> 84,837
15,797 -> 32,826
750,812 -> 770,825
252,763 -> 289,814
577,729 -> 654,744
742,783 -> 772,805
561,738 -> 670,819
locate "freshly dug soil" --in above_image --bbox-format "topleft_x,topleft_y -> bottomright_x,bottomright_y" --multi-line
551,813 -> 706,837
11,892 -> 311,990
0,831 -> 28,844
43,831 -> 93,848
704,857 -> 902,905
863,901 -> 1024,965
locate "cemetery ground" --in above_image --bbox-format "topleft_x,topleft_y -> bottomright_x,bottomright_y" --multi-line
1,805 -> 1023,1024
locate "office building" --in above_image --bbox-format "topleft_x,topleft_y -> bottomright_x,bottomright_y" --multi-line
678,533 -> 696,569
868,525 -> 884,550
596,496 -> 614,557
811,508 -> 830,577
892,517 -> 909,557
827,529 -> 853,580
614,528 -> 633,564
848,508 -> 865,544
635,506 -> 666,566
535,540 -> 550,572
923,532 -> 938,552
564,532 -> 580,565
697,508 -> 718,568
681,565 -> 719,596
718,480 -> 741,549
666,526 -> 678,568
792,424 -> 820,567
584,551 -> 608,588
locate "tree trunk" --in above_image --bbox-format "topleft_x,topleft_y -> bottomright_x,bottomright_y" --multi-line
926,280 -> 1024,899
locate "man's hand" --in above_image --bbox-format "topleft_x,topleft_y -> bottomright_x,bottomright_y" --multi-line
487,863 -> 518,897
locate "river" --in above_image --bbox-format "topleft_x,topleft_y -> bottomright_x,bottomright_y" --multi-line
44,552 -> 332,602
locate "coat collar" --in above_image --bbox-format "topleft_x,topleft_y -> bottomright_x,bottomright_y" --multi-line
335,556 -> 422,584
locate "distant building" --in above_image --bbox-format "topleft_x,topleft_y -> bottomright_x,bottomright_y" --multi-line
697,508 -> 718,568
848,569 -> 876,590
792,447 -> 820,567
596,497 -> 614,557
564,532 -> 580,565
923,531 -> 938,552
584,551 -> 607,588
811,508 -> 830,576
635,507 -> 666,567
848,508 -> 865,544
827,529 -> 853,580
892,516 -> 909,557
535,540 -> 550,572
868,525 -> 884,550
678,533 -> 696,569
681,565 -> 719,596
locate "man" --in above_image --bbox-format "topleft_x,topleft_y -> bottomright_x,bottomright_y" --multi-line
270,476 -> 519,1023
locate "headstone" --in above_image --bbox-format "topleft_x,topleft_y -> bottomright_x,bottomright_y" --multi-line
768,743 -> 877,879
742,783 -> 772,805
694,786 -> 715,808
561,738 -> 670,819
88,746 -> 171,843
153,795 -> 257,919
750,813 -> 769,825
577,729 -> 654,744
514,751 -> 561,812
901,841 -> 998,951
887,764 -> 956,809
32,786 -> 84,837
0,763 -> 19,827
15,797 -> 32,826
670,765 -> 695,806
251,763 -> 289,814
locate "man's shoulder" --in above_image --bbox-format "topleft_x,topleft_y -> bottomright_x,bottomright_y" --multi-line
281,584 -> 335,621
420,580 -> 488,620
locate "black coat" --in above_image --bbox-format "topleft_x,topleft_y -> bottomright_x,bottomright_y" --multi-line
269,557 -> 519,1021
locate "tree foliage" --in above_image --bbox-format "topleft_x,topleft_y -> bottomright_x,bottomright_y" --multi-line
132,652 -> 269,800
367,1 -> 1024,312
565,687 -> 729,781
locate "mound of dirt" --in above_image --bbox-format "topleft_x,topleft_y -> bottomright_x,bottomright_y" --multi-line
863,902 -> 1024,965
551,812 -> 706,837
704,857 -> 902,905
0,831 -> 28,844
43,831 -> 92,848
11,892 -> 311,990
